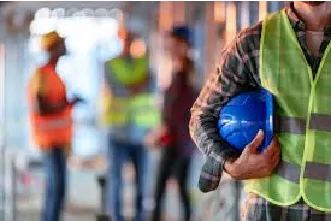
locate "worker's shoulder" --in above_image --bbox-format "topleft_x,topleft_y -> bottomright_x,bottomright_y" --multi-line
234,22 -> 262,49
220,21 -> 262,60
32,66 -> 42,75
31,65 -> 49,81
233,9 -> 283,50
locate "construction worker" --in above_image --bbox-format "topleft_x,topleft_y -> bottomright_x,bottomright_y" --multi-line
102,29 -> 159,221
145,26 -> 198,221
190,1 -> 331,220
27,31 -> 84,221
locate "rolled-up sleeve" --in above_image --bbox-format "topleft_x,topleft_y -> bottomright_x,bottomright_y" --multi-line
190,24 -> 261,192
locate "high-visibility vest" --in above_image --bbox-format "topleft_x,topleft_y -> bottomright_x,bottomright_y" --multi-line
246,9 -> 331,211
27,64 -> 73,149
103,56 -> 160,128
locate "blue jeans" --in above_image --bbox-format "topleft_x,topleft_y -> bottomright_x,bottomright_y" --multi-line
106,139 -> 148,221
42,147 -> 67,221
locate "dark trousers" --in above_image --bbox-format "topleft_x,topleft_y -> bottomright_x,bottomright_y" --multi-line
152,147 -> 191,221
107,139 -> 148,221
42,147 -> 67,221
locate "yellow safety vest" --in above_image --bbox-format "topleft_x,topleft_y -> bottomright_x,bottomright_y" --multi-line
246,9 -> 331,211
102,56 -> 160,128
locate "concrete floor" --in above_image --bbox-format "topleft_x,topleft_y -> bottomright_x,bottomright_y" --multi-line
0,154 -> 242,221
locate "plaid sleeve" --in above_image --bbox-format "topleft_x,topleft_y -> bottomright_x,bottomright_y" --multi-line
189,23 -> 262,192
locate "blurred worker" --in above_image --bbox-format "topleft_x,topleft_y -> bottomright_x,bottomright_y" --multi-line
27,31 -> 84,221
145,26 -> 198,221
190,1 -> 331,220
102,29 -> 159,221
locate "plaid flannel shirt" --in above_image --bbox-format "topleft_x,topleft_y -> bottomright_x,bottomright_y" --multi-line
189,3 -> 331,192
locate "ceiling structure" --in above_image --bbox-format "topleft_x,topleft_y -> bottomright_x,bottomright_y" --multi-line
2,1 -> 123,11
0,1 -> 160,21
0,1 -> 160,38
0,1 -> 203,28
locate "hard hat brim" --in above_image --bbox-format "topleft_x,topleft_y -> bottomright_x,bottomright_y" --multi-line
263,88 -> 274,149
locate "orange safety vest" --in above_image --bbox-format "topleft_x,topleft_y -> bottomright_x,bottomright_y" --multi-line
27,63 -> 73,149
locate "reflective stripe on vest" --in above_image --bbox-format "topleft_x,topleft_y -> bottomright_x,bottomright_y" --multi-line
275,116 -> 306,134
276,161 -> 331,183
276,161 -> 301,184
104,93 -> 160,128
131,93 -> 161,127
276,114 -> 331,134
36,118 -> 72,131
303,162 -> 331,182
309,114 -> 331,132
246,9 -> 331,211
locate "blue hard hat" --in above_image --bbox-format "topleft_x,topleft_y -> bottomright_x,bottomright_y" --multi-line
218,88 -> 273,152
170,25 -> 193,46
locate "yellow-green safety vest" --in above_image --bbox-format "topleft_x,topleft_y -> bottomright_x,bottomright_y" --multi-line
246,9 -> 331,211
103,56 -> 160,128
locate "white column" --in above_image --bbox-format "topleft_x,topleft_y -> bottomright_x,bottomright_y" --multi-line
0,18 -> 5,147
0,9 -> 6,221
205,1 -> 217,76
3,9 -> 31,151
225,2 -> 237,44
241,1 -> 250,30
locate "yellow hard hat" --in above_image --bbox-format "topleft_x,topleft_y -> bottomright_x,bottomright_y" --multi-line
41,31 -> 63,51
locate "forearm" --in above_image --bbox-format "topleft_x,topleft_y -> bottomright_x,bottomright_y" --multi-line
189,48 -> 251,192
190,113 -> 240,171
190,23 -> 263,191
190,101 -> 240,192
190,114 -> 238,157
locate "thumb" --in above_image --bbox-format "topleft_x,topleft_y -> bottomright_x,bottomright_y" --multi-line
246,130 -> 264,153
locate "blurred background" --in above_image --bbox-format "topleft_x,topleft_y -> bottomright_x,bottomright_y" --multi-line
0,1 -> 288,221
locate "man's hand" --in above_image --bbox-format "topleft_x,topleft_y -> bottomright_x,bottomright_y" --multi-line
71,96 -> 86,105
224,130 -> 280,180
143,131 -> 158,149
143,125 -> 168,149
